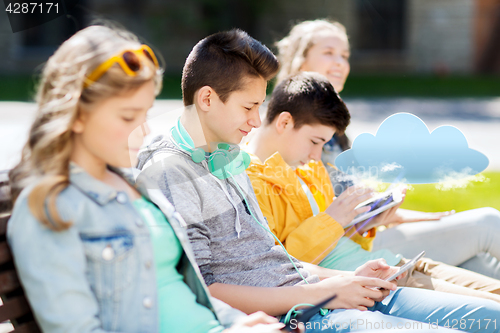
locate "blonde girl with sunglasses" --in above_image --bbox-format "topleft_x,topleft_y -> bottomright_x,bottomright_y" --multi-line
7,25 -> 285,333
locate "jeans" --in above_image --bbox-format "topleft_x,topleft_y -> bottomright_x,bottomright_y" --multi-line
296,287 -> 500,332
372,208 -> 500,279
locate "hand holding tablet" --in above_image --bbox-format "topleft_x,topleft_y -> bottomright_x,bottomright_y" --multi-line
344,186 -> 405,229
376,251 -> 426,291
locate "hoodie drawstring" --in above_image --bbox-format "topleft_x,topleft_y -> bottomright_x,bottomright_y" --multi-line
203,160 -> 242,238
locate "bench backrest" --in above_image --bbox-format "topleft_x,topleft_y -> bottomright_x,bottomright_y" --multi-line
0,170 -> 41,333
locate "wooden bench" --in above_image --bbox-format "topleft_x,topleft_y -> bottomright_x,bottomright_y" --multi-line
0,170 -> 41,333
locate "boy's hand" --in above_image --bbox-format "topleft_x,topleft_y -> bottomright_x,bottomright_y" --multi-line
355,187 -> 409,234
385,208 -> 455,227
354,259 -> 406,283
313,274 -> 396,311
355,200 -> 404,234
225,311 -> 287,333
357,189 -> 455,233
325,185 -> 375,227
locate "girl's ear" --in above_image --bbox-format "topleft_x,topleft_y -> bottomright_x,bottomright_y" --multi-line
196,86 -> 213,112
71,109 -> 87,133
275,111 -> 294,134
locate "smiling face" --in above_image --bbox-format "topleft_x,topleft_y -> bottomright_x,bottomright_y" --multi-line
72,80 -> 156,168
300,32 -> 350,93
275,113 -> 336,167
201,75 -> 267,146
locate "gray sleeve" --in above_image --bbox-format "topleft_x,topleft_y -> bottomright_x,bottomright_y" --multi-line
140,157 -> 217,286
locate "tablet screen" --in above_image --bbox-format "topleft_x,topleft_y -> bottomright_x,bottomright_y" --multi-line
356,193 -> 394,218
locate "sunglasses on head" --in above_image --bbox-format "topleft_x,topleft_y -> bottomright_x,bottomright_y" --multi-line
84,44 -> 159,88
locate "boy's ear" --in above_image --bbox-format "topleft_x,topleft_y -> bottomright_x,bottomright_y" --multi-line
275,111 -> 294,134
196,86 -> 213,112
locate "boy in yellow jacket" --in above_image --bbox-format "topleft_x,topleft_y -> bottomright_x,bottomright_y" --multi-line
245,71 -> 500,302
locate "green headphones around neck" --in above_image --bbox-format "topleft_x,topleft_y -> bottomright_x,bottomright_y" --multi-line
169,118 -> 316,319
170,118 -> 251,180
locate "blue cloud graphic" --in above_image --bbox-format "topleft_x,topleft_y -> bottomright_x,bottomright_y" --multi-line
334,113 -> 489,184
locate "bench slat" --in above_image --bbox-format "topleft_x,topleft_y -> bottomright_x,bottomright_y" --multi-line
0,216 -> 9,237
0,172 -> 40,331
0,188 -> 10,202
0,169 -> 12,216
0,296 -> 31,323
0,194 -> 12,215
0,270 -> 21,294
13,321 -> 41,333
0,171 -> 8,184
0,199 -> 11,216
0,242 -> 13,266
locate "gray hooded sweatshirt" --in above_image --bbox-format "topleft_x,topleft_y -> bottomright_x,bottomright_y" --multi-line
137,135 -> 319,288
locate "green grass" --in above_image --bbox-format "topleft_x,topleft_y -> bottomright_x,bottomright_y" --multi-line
0,74 -> 184,101
157,74 -> 182,99
1,74 -> 499,101
341,75 -> 500,98
0,75 -> 38,101
386,172 -> 500,213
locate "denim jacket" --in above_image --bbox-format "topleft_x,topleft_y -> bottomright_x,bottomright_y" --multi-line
8,163 -> 243,333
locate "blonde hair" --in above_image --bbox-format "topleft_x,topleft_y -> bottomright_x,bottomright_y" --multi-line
9,25 -> 163,230
276,19 -> 348,84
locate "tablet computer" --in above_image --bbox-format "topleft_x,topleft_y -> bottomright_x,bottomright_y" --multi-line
344,186 -> 404,228
385,250 -> 425,282
375,250 -> 425,290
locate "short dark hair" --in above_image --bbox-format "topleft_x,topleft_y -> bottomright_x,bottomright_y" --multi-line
182,29 -> 280,106
266,72 -> 350,134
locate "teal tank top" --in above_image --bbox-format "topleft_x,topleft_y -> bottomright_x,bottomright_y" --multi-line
133,197 -> 224,333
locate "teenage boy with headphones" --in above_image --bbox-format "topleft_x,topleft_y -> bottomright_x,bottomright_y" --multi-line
245,71 -> 500,303
137,30 -> 500,332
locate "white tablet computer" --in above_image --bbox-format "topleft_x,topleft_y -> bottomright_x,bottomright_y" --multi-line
384,250 -> 426,282
376,250 -> 426,290
344,186 -> 404,228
